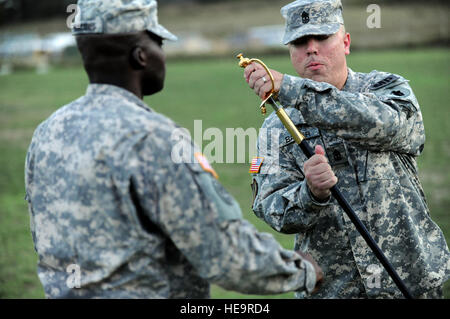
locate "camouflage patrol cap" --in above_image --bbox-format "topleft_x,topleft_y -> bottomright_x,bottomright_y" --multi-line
281,0 -> 344,45
72,0 -> 177,41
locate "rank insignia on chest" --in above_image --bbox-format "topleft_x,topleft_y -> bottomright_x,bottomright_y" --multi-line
324,141 -> 349,168
249,157 -> 264,174
194,152 -> 219,179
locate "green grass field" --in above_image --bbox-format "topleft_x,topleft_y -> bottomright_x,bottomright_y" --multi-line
0,48 -> 449,299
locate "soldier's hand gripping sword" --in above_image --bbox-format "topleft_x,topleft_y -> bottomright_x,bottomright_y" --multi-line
237,53 -> 414,299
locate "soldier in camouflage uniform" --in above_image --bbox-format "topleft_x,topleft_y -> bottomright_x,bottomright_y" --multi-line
24,0 -> 323,298
244,0 -> 450,298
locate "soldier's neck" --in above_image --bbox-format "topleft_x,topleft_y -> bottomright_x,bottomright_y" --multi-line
89,74 -> 143,100
336,67 -> 349,90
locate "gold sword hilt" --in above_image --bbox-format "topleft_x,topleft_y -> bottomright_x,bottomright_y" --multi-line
237,53 -> 276,115
237,53 -> 306,143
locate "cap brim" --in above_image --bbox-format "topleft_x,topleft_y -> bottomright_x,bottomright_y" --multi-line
148,24 -> 177,42
283,23 -> 341,45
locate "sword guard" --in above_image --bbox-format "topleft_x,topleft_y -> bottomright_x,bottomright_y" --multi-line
259,95 -> 272,115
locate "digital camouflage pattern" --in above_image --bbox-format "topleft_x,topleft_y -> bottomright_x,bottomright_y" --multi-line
281,0 -> 344,45
25,84 -> 318,298
72,0 -> 177,41
252,68 -> 450,298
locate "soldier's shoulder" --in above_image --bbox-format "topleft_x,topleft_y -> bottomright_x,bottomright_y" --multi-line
30,97 -> 82,139
144,110 -> 175,129
362,70 -> 419,111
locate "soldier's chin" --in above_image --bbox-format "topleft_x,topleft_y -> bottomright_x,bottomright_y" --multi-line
143,81 -> 164,96
304,72 -> 328,84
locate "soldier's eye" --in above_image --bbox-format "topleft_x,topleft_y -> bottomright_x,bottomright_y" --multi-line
147,31 -> 163,47
315,35 -> 331,41
290,37 -> 308,46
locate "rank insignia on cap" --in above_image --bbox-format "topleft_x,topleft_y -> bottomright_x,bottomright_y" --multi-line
249,157 -> 264,174
301,11 -> 310,24
194,152 -> 219,179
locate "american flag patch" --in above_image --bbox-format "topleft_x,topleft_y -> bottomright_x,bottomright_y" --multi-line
249,157 -> 264,174
194,152 -> 219,179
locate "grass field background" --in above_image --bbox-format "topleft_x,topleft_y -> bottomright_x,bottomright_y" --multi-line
0,48 -> 449,298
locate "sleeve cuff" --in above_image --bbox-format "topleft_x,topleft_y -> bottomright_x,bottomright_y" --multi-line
299,181 -> 331,210
276,182 -> 327,232
307,186 -> 331,206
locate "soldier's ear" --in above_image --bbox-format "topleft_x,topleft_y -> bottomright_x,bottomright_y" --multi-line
130,46 -> 147,70
343,32 -> 351,56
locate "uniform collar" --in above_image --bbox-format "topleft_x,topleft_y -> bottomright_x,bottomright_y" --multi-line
342,68 -> 359,92
85,84 -> 154,112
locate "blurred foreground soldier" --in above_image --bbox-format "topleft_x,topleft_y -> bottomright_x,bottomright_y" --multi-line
24,0 -> 323,298
244,0 -> 449,298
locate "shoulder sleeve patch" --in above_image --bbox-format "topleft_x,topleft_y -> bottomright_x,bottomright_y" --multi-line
194,152 -> 219,179
249,157 -> 264,174
370,74 -> 400,90
195,171 -> 243,222
390,88 -> 410,98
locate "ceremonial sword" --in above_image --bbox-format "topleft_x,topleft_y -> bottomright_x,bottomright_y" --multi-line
237,53 -> 414,299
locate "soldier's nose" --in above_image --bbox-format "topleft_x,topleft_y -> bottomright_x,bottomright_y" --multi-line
306,39 -> 319,55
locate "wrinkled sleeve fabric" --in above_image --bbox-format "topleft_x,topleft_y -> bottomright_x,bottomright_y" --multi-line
277,74 -> 425,156
130,126 -> 317,295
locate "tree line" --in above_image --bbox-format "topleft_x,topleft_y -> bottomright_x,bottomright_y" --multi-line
0,0 -> 445,27
0,0 -> 222,26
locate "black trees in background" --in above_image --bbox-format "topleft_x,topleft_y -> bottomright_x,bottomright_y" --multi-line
0,0 -> 444,27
